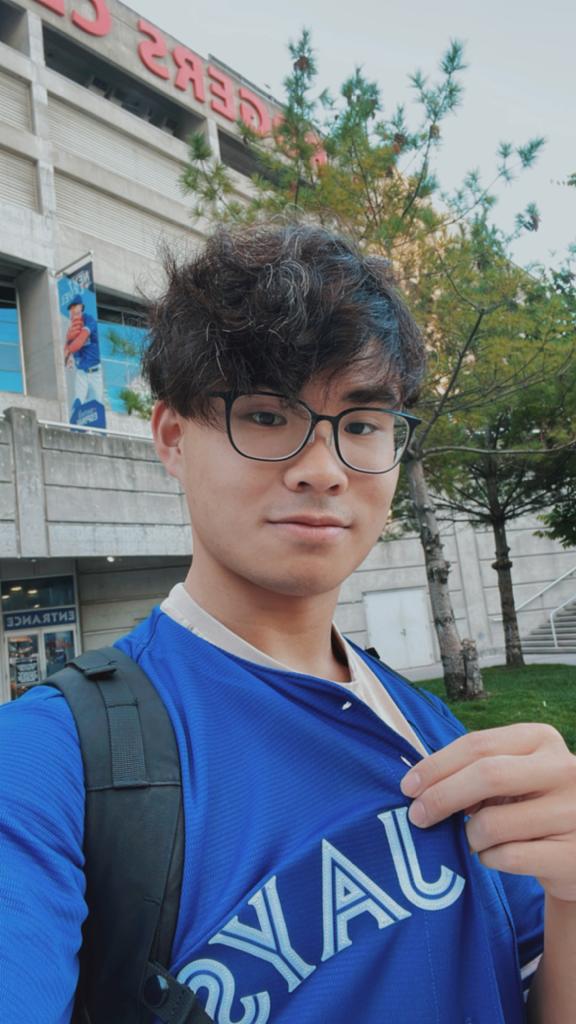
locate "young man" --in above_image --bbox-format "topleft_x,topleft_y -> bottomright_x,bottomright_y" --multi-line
1,224 -> 575,1022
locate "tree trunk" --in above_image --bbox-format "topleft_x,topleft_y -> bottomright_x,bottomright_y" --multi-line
490,517 -> 526,668
405,456 -> 485,701
483,466 -> 525,667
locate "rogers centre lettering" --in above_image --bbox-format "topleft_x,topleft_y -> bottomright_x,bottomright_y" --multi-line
33,0 -> 326,153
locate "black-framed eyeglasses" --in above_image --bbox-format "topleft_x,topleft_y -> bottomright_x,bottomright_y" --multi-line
209,391 -> 421,474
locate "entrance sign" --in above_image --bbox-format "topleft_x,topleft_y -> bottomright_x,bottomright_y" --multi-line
4,607 -> 77,631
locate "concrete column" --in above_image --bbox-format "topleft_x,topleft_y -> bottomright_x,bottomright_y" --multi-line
23,12 -> 68,411
454,521 -> 493,654
18,268 -> 64,402
26,12 -> 57,219
5,407 -> 49,558
25,9 -> 45,66
205,117 -> 221,160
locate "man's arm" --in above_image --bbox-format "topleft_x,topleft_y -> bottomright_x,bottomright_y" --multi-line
526,896 -> 576,1023
0,687 -> 87,1021
400,723 -> 576,1022
65,328 -> 90,355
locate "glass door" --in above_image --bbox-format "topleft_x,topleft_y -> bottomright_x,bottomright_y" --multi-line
7,634 -> 41,700
43,630 -> 75,676
4,627 -> 77,699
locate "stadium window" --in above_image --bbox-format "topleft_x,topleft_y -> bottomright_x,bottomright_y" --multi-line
218,129 -> 263,179
0,0 -> 29,54
0,280 -> 24,394
43,26 -> 203,142
97,296 -> 149,415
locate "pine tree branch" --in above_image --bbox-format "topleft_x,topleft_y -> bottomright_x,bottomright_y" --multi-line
415,308 -> 487,451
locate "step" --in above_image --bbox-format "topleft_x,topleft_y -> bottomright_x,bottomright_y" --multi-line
522,630 -> 573,638
522,645 -> 576,653
528,631 -> 576,639
526,626 -> 576,636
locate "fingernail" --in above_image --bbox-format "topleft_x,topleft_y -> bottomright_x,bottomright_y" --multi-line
401,770 -> 421,797
408,800 -> 428,827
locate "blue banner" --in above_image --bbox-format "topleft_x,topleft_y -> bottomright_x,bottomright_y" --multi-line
58,261 -> 106,429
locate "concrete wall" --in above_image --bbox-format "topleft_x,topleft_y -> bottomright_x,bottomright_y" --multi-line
0,407 -> 191,558
77,555 -> 189,648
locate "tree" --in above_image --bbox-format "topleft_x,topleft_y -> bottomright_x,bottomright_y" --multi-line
534,262 -> 576,549
179,31 -> 557,698
426,397 -> 576,668
403,230 -> 576,667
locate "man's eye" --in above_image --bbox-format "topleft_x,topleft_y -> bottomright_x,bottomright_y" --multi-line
249,411 -> 286,427
344,420 -> 380,436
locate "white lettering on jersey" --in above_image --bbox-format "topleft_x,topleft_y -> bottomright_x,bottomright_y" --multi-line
210,876 -> 316,992
321,838 -> 411,961
379,807 -> 466,910
178,807 -> 467,1016
176,958 -> 271,1024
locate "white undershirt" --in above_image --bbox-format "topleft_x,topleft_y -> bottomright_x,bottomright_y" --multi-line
161,583 -> 427,757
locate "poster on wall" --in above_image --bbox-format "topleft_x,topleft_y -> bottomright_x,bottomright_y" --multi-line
57,259 -> 106,429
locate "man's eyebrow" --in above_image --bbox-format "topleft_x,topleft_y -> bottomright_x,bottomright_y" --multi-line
342,384 -> 401,406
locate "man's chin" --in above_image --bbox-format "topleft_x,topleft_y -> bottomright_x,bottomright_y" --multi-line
255,568 -> 349,600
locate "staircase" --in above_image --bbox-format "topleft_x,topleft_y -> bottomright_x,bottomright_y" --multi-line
522,598 -> 576,655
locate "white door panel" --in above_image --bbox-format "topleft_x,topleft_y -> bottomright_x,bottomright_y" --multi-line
364,589 -> 435,670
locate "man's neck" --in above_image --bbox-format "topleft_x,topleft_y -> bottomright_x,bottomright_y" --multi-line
183,565 -> 349,683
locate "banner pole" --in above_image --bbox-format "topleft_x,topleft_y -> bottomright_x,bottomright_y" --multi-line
55,251 -> 95,278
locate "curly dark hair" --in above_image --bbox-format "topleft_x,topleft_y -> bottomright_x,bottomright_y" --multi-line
143,223 -> 426,418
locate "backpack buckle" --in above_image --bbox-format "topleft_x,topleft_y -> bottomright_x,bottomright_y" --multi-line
68,651 -> 118,680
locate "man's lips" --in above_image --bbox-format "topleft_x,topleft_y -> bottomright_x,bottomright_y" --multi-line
268,515 -> 350,528
267,515 -> 351,541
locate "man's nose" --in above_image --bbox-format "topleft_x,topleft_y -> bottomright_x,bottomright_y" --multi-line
283,422 -> 348,490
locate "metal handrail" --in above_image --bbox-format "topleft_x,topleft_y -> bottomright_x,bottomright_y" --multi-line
515,565 -> 576,612
550,593 -> 576,648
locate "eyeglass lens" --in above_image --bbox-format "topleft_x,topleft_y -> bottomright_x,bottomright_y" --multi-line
229,394 -> 409,471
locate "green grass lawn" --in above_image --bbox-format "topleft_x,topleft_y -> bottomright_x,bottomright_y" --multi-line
418,663 -> 576,753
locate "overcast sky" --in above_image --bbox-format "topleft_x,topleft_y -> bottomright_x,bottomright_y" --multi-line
129,0 -> 575,270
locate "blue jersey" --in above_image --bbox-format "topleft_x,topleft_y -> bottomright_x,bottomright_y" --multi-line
0,607 -> 544,1022
73,312 -> 100,371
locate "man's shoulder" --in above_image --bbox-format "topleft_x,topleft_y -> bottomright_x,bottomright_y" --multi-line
0,686 -> 83,782
0,685 -> 85,829
0,683 -> 78,734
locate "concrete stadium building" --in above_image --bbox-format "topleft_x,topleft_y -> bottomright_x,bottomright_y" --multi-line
0,0 -> 575,700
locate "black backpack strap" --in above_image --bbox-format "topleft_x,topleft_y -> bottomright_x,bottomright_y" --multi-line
47,647 -> 212,1023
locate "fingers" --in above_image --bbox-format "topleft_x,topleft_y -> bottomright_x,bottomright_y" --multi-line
466,793 -> 575,853
400,724 -> 572,830
398,723 -> 576,901
404,751 -> 561,828
478,838 -> 576,900
401,724 -> 564,798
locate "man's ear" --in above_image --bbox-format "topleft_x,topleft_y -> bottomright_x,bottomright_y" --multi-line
151,401 -> 185,481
